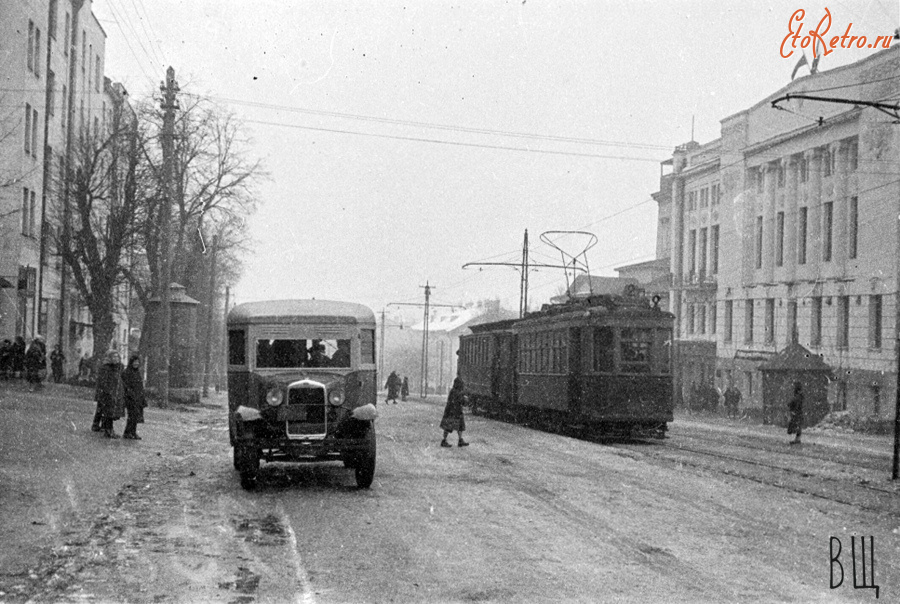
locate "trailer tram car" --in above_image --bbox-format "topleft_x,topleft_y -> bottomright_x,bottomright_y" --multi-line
459,290 -> 674,438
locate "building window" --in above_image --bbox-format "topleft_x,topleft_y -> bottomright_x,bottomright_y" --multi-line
47,71 -> 55,117
756,169 -> 764,193
811,297 -> 822,347
49,0 -> 58,39
744,300 -> 754,344
835,381 -> 848,412
38,298 -> 49,336
24,103 -> 31,154
710,225 -> 719,274
823,202 -> 833,262
869,295 -> 882,349
699,227 -> 707,279
686,304 -> 695,335
35,27 -> 41,76
765,299 -> 775,344
711,183 -> 719,205
799,156 -> 809,182
689,229 -> 697,277
848,196 -> 858,259
61,84 -> 67,130
787,299 -> 798,344
777,163 -> 785,188
823,147 -> 832,177
95,55 -> 101,93
688,191 -> 696,211
798,206 -> 808,264
755,216 -> 763,269
27,20 -> 34,72
724,300 -> 733,343
872,384 -> 881,416
848,140 -> 858,171
837,296 -> 850,349
698,304 -> 706,335
710,302 -> 717,335
31,107 -> 38,157
775,211 -> 784,267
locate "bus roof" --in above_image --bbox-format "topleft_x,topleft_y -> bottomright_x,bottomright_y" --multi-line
227,299 -> 376,326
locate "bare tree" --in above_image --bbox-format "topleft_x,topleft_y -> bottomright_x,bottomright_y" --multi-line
52,100 -> 148,359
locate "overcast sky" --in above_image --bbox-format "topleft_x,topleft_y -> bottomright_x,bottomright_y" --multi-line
92,0 -> 898,320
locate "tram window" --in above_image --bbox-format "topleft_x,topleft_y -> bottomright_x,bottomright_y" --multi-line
620,328 -> 653,373
228,329 -> 246,365
256,338 -> 352,368
361,329 -> 375,365
592,327 -> 614,372
655,329 -> 672,373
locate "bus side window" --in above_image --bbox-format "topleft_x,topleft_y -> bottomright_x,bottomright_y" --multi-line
228,329 -> 246,365
361,329 -> 375,365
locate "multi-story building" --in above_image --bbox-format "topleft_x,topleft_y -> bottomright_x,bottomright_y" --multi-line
663,45 -> 900,420
663,139 -> 723,408
1,0 -> 129,373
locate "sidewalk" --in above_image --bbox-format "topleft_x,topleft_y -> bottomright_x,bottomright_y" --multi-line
673,408 -> 895,460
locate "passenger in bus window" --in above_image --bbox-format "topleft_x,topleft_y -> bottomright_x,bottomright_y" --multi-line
331,340 -> 351,368
308,341 -> 330,367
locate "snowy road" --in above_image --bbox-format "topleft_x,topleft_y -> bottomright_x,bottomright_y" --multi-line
2,389 -> 899,603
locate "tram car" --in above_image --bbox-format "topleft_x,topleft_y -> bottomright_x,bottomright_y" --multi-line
458,289 -> 674,438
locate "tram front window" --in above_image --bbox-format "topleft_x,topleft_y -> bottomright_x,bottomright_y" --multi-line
620,328 -> 653,373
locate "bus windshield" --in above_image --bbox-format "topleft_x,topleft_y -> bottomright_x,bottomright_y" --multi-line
256,338 -> 351,368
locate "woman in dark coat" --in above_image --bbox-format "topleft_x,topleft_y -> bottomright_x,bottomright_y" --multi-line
11,336 -> 26,378
122,355 -> 147,440
23,337 -> 46,391
440,376 -> 469,447
787,382 -> 804,445
401,377 -> 409,401
93,351 -> 125,438
385,371 -> 400,404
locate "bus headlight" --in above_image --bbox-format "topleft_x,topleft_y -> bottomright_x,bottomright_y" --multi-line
328,389 -> 344,406
266,387 -> 284,406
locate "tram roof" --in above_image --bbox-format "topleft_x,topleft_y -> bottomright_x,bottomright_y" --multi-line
227,299 -> 376,326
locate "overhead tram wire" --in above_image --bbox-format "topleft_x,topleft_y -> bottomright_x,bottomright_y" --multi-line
242,118 -> 666,163
107,0 -> 164,74
102,1 -> 157,88
128,0 -> 170,66
208,95 -> 673,152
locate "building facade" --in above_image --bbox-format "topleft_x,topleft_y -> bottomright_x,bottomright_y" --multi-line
663,45 -> 900,420
1,0 -> 129,373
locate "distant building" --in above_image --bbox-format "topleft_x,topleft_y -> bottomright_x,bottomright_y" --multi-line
549,275 -> 640,305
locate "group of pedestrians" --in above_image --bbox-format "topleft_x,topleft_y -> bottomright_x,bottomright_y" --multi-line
0,336 -> 69,388
384,371 -> 409,404
91,351 -> 147,440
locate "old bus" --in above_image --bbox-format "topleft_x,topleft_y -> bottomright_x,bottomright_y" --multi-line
226,300 -> 378,489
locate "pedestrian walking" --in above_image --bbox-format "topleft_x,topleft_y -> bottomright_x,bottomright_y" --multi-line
787,382 -> 804,445
23,336 -> 47,391
724,383 -> 742,419
401,376 -> 409,402
385,370 -> 400,404
11,336 -> 26,379
0,339 -> 13,379
50,345 -> 66,383
92,350 -> 125,438
439,376 -> 469,447
121,355 -> 147,440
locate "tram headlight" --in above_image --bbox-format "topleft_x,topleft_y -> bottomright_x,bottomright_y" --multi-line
266,387 -> 284,407
328,388 -> 345,406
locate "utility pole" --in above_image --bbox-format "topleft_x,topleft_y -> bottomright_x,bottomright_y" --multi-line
389,294 -> 461,400
520,229 -> 529,317
463,229 -> 573,318
420,281 -> 432,398
379,308 -> 386,378
202,234 -> 218,398
157,66 -> 178,407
